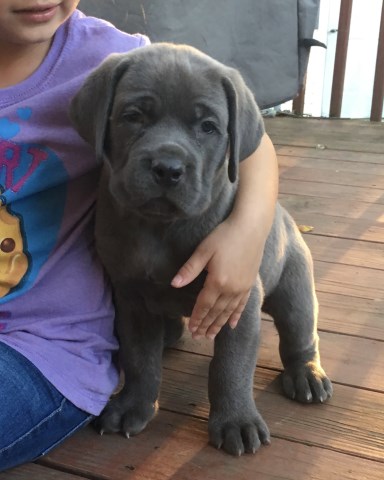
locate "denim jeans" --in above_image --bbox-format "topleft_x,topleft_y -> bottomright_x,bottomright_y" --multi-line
0,341 -> 93,472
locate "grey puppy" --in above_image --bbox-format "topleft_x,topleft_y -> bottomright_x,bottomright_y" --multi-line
70,43 -> 333,456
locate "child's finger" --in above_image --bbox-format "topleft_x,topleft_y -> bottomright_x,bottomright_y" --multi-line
188,286 -> 220,333
171,244 -> 212,288
228,292 -> 250,328
192,297 -> 233,337
192,294 -> 243,339
228,313 -> 242,329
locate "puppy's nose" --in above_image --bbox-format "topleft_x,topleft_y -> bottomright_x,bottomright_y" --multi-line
151,158 -> 185,187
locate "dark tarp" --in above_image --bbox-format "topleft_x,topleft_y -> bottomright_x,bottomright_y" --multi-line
78,0 -> 320,108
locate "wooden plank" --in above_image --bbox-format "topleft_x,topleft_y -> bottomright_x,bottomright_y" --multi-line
275,145 -> 384,164
370,0 -> 384,121
0,464 -> 87,479
279,178 -> 384,205
259,323 -> 384,392
264,118 -> 384,154
283,210 -> 383,243
260,268 -> 384,341
266,117 -> 384,137
40,410 -> 384,480
278,153 -> 384,177
316,290 -> 384,341
304,235 -> 384,270
329,0 -> 353,118
279,157 -> 384,189
279,194 -> 383,242
292,74 -> 306,116
265,116 -> 384,136
280,165 -> 384,190
160,352 -> 384,462
176,321 -> 384,392
313,260 -> 384,301
279,192 -> 384,222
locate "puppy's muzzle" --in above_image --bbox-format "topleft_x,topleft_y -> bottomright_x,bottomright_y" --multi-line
151,157 -> 185,187
143,141 -> 189,188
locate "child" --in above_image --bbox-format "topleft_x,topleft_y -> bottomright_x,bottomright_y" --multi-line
0,0 -> 278,471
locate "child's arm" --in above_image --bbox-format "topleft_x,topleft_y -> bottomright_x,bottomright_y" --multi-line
171,132 -> 278,339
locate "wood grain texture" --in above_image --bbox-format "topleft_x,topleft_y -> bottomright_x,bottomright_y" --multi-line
0,464 -> 87,479
39,414 -> 384,480
175,322 -> 384,393
265,118 -> 384,154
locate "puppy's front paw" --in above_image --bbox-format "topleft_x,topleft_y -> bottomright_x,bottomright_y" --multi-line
208,409 -> 270,456
94,393 -> 158,438
282,361 -> 333,403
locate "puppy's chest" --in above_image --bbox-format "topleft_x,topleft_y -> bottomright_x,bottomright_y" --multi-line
130,231 -> 180,283
100,227 -> 203,316
98,221 -> 188,283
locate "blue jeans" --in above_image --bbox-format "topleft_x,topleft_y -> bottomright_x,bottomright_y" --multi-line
0,341 -> 93,472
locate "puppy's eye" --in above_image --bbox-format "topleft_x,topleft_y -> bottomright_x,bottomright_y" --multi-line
123,110 -> 145,123
201,121 -> 217,134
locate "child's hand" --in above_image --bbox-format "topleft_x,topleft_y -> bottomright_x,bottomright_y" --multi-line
171,134 -> 278,340
171,217 -> 264,340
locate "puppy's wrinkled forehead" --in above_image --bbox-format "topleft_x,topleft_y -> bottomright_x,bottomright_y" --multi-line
114,45 -> 229,118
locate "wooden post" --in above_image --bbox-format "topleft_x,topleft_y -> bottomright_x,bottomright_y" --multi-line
329,0 -> 353,118
370,0 -> 384,121
293,75 -> 307,116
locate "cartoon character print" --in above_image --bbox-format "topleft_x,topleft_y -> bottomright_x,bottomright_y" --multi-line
0,108 -> 68,301
0,198 -> 28,297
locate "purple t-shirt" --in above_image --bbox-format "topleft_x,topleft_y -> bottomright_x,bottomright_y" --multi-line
0,10 -> 149,415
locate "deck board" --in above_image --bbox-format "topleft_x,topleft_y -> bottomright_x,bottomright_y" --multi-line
274,144 -> 384,162
36,415 -> 384,480
0,464 -> 88,479
278,153 -> 384,177
280,178 -> 384,204
176,324 -> 384,392
304,235 -> 384,270
3,117 -> 383,479
315,291 -> 383,340
264,117 -> 384,153
278,194 -> 383,242
159,355 -> 384,461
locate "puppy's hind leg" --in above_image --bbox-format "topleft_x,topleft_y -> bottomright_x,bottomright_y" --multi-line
263,245 -> 333,404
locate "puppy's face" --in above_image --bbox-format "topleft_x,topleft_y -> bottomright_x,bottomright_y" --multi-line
106,52 -> 232,220
70,44 -> 262,222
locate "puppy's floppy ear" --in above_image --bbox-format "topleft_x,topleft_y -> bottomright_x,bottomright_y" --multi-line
222,70 -> 265,183
69,53 -> 130,162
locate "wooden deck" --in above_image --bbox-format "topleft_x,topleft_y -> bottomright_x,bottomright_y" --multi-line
2,117 -> 383,479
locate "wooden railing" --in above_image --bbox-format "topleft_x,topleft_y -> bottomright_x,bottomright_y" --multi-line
370,0 -> 384,121
329,0 -> 354,118
330,0 -> 384,121
294,0 -> 384,121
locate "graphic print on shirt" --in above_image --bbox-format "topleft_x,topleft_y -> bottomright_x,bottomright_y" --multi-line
0,109 -> 68,302
0,198 -> 29,297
